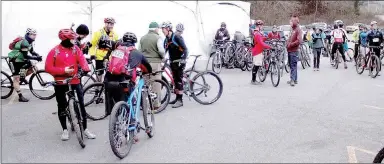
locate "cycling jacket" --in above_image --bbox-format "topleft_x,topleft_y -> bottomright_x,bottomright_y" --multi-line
45,45 -> 90,85
252,30 -> 271,56
89,28 -> 119,60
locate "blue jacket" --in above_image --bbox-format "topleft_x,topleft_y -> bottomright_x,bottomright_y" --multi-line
360,31 -> 368,47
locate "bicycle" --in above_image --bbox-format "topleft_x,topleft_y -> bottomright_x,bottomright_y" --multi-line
373,146 -> 384,163
108,69 -> 160,159
53,73 -> 86,148
258,48 -> 281,87
79,58 -> 107,87
163,55 -> 223,105
239,41 -> 253,72
1,56 -> 56,100
210,40 -> 230,74
299,42 -> 311,69
355,46 -> 381,78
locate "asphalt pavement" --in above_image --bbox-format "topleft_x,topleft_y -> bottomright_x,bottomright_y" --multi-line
2,53 -> 384,163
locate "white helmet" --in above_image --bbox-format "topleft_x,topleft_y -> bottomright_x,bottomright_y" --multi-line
26,28 -> 37,35
161,21 -> 173,29
176,23 -> 184,32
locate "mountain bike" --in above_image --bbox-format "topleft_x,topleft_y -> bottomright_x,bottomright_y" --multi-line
163,55 -> 223,105
53,73 -> 86,148
299,43 -> 311,69
210,40 -> 230,74
258,48 -> 281,87
108,69 -> 161,159
373,146 -> 384,163
355,46 -> 381,78
1,56 -> 56,100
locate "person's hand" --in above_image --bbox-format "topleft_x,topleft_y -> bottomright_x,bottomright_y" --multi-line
64,67 -> 74,74
90,55 -> 96,60
33,56 -> 43,62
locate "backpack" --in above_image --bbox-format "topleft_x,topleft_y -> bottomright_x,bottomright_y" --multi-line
9,37 -> 24,50
107,46 -> 135,76
164,34 -> 184,52
333,29 -> 346,43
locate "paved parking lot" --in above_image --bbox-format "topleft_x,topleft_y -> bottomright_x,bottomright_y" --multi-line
2,56 -> 384,163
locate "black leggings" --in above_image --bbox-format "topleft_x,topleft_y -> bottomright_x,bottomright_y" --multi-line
251,65 -> 260,82
54,84 -> 87,130
313,48 -> 321,68
104,81 -> 128,115
354,44 -> 359,60
331,42 -> 346,62
170,62 -> 184,95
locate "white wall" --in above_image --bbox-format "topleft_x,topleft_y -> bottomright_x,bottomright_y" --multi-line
2,1 -> 250,72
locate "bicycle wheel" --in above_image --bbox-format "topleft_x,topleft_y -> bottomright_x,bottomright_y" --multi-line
373,147 -> 384,163
81,74 -> 97,88
355,54 -> 365,75
225,45 -> 235,66
246,51 -> 253,71
258,63 -> 268,82
109,101 -> 133,159
211,52 -> 222,74
369,55 -> 380,78
68,98 -> 85,148
142,90 -> 155,138
29,70 -> 56,100
148,79 -> 170,114
190,71 -> 223,105
305,52 -> 311,68
335,53 -> 340,69
83,82 -> 107,120
1,71 -> 14,99
270,62 -> 280,87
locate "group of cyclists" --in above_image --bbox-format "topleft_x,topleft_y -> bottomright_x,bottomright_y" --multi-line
6,17 -> 190,141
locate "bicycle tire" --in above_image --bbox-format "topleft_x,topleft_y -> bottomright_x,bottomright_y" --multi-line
355,54 -> 365,75
68,98 -> 85,148
109,101 -> 133,159
258,64 -> 268,82
299,46 -> 307,69
270,62 -> 280,87
148,79 -> 170,114
1,71 -> 14,99
81,74 -> 97,88
335,53 -> 340,69
142,90 -> 155,138
211,52 -> 222,74
373,147 -> 384,163
246,51 -> 253,71
29,70 -> 56,100
83,82 -> 108,120
285,63 -> 290,73
191,71 -> 223,105
369,55 -> 380,78
225,45 -> 235,66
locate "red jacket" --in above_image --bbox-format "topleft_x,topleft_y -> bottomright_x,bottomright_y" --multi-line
45,45 -> 90,85
268,32 -> 280,40
252,30 -> 271,56
286,21 -> 302,52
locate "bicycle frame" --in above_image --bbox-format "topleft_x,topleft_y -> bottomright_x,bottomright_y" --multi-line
127,75 -> 145,132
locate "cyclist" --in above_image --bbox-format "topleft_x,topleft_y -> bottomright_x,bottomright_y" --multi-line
352,24 -> 364,62
89,17 -> 119,81
139,22 -> 165,110
251,20 -> 271,85
103,32 -> 153,115
311,27 -> 325,71
7,28 -> 43,102
215,22 -> 230,41
360,26 -> 369,57
75,24 -> 91,55
45,29 -> 95,141
161,21 -> 188,108
330,20 -> 349,69
267,25 -> 281,40
367,21 -> 383,74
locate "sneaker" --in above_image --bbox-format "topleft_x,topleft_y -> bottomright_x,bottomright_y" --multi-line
344,62 -> 348,69
169,98 -> 177,105
251,81 -> 261,85
172,100 -> 183,108
61,129 -> 69,141
289,80 -> 295,87
294,81 -> 298,84
84,129 -> 96,139
18,94 -> 29,102
19,78 -> 29,85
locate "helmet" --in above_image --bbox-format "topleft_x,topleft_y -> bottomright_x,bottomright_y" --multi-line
26,28 -> 37,35
122,32 -> 137,43
58,29 -> 77,41
176,23 -> 184,32
335,20 -> 343,26
76,24 -> 89,35
221,22 -> 226,28
255,20 -> 264,26
371,21 -> 377,25
104,17 -> 116,24
161,21 -> 173,30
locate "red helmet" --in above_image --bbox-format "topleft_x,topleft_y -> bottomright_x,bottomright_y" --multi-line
58,29 -> 77,41
255,20 -> 264,26
104,17 -> 116,24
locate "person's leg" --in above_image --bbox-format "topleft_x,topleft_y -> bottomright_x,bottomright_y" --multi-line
171,62 -> 184,108
331,43 -> 337,62
317,49 -> 321,69
74,84 -> 96,139
288,53 -> 294,82
292,52 -> 299,83
251,55 -> 261,84
169,62 -> 179,105
312,49 -> 317,70
149,63 -> 161,109
338,43 -> 347,68
12,62 -> 29,102
354,44 -> 359,61
54,85 -> 69,140
95,60 -> 105,82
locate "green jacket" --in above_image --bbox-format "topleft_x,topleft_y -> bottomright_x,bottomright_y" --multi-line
8,39 -> 32,62
139,30 -> 164,63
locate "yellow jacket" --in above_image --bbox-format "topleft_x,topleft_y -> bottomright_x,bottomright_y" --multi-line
352,30 -> 360,42
88,28 -> 119,60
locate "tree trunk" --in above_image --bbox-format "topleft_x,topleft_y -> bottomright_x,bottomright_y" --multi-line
354,0 -> 360,15
314,0 -> 318,22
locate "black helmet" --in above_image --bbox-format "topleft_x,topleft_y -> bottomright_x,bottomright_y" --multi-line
76,24 -> 89,35
122,32 -> 137,43
221,22 -> 226,28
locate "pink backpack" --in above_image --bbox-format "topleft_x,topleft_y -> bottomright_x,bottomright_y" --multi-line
108,46 -> 135,75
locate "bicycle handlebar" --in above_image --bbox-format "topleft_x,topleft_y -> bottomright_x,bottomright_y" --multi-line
53,73 -> 82,85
